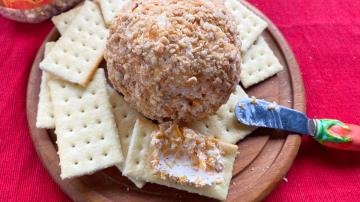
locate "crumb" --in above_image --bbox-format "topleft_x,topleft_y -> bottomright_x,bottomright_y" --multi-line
267,101 -> 277,110
239,103 -> 245,109
126,187 -> 130,192
250,96 -> 257,105
282,177 -> 288,183
250,167 -> 255,171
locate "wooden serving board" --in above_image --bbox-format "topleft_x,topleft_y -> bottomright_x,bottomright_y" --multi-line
26,1 -> 305,201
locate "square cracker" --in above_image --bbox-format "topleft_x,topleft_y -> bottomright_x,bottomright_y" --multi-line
240,37 -> 284,88
224,0 -> 267,52
188,85 -> 256,144
48,69 -> 123,179
40,1 -> 109,86
52,6 -> 82,35
36,42 -> 56,129
107,86 -> 146,188
98,0 -> 129,26
123,119 -> 238,201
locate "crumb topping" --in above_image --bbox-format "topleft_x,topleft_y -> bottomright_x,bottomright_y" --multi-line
150,124 -> 225,187
250,96 -> 257,104
267,101 -> 277,110
106,0 -> 241,122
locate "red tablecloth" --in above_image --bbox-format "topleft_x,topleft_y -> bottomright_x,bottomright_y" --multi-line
1,0 -> 359,201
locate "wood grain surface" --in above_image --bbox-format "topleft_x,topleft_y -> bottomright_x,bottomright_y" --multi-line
26,1 -> 305,201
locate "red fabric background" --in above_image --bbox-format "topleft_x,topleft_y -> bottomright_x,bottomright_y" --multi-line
0,0 -> 359,201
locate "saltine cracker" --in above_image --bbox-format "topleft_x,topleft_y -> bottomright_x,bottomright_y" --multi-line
40,1 -> 108,86
52,6 -> 82,35
107,86 -> 146,188
48,69 -> 123,179
188,85 -> 256,144
224,0 -> 267,52
240,37 -> 283,88
36,42 -> 56,129
98,0 -> 129,26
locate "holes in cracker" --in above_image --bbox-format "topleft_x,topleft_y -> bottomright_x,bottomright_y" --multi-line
89,157 -> 93,161
74,161 -> 79,165
80,108 -> 85,113
229,108 -> 234,113
226,127 -> 230,132
83,124 -> 88,128
86,139 -> 90,144
136,159 -> 140,165
123,114 -> 127,119
71,143 -> 75,148
68,128 -> 73,132
78,95 -> 83,99
99,134 -> 105,140
94,104 -> 99,110
205,124 -> 209,129
50,113 -> 54,118
96,119 -> 102,124
64,97 -> 69,102
66,112 -> 71,117
102,151 -> 108,157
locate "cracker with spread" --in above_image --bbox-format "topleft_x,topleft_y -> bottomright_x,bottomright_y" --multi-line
123,119 -> 238,200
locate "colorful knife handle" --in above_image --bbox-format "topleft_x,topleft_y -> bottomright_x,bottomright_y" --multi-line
314,119 -> 360,151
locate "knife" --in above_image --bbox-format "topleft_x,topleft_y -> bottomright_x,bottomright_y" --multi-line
235,97 -> 360,151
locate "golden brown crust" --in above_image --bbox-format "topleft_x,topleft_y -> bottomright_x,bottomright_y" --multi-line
105,0 -> 241,122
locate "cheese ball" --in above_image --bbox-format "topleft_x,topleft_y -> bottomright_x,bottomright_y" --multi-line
105,0 -> 241,122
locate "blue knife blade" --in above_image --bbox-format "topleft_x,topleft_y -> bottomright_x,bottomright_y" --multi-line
235,98 -> 314,136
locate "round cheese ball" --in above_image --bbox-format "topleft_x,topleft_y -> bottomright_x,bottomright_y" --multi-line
105,0 -> 241,122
